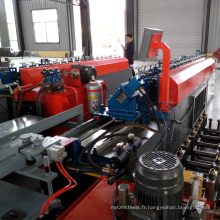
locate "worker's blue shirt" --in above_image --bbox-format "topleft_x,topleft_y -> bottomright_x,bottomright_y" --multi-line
125,41 -> 135,65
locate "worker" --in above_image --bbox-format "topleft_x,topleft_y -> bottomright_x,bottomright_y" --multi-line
121,33 -> 135,77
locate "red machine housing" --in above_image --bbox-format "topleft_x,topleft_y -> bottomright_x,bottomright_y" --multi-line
168,58 -> 215,105
145,34 -> 215,110
15,58 -> 128,122
20,58 -> 129,86
15,81 -> 107,122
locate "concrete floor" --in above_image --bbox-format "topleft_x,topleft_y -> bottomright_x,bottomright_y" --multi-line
206,68 -> 220,129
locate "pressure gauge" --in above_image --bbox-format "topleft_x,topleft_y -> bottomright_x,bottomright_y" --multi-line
70,69 -> 79,79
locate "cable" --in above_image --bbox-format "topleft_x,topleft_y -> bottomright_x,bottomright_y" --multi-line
176,106 -> 192,124
44,164 -> 77,212
112,188 -> 117,220
40,162 -> 77,216
66,166 -> 98,173
40,162 -> 71,215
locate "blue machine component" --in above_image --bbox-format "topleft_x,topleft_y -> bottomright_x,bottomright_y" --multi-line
70,138 -> 110,166
94,72 -> 168,123
38,59 -> 53,66
95,76 -> 153,123
147,61 -> 162,75
70,138 -> 82,165
0,68 -> 19,94
41,67 -> 62,84
95,54 -> 205,123
68,57 -> 74,62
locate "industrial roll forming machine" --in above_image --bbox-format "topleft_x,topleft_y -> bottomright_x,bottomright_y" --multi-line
0,28 -> 219,220
0,56 -> 131,123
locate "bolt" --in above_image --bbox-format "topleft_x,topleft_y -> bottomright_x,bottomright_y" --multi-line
177,147 -> 183,155
195,122 -> 199,128
216,155 -> 220,163
209,168 -> 216,177
191,129 -> 196,135
184,136 -> 189,143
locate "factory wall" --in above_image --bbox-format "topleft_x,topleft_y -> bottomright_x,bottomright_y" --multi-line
138,0 -> 205,59
18,0 -> 73,53
0,0 -> 10,47
207,0 -> 220,53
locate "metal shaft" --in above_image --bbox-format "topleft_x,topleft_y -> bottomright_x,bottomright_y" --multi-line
188,160 -> 212,169
198,140 -> 220,149
201,134 -> 220,142
194,149 -> 217,158
118,184 -> 128,207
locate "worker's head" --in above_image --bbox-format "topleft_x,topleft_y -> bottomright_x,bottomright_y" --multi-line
126,33 -> 133,43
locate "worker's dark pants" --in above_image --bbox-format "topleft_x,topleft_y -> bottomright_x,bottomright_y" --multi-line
129,64 -> 135,77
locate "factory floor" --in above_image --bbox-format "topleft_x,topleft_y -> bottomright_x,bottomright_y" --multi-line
206,68 -> 220,128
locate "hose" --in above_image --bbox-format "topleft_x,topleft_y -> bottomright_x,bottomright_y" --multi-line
22,82 -> 41,95
38,89 -> 52,116
44,163 -> 77,212
35,85 -> 48,116
40,162 -> 77,216
65,86 -> 79,106
139,87 -> 161,132
137,90 -> 151,126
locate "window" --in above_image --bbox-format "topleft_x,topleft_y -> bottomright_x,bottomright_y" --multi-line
32,9 -> 59,43
90,0 -> 126,57
4,0 -> 19,51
